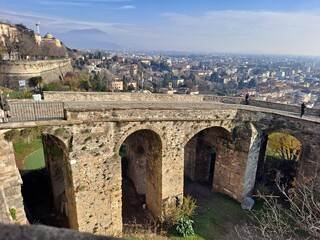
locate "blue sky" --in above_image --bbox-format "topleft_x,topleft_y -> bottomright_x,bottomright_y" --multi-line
1,0 -> 320,55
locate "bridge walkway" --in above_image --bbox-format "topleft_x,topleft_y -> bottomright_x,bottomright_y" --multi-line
0,100 -> 319,125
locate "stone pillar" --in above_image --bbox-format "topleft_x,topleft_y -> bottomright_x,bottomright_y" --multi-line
242,123 -> 261,197
161,122 -> 184,220
65,123 -> 122,236
0,131 -> 27,224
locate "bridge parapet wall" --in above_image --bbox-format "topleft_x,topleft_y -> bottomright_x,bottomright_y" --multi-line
44,91 -> 205,102
45,92 -> 320,116
203,95 -> 320,115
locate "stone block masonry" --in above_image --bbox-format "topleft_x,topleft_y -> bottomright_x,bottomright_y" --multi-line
0,95 -> 319,237
0,131 -> 27,225
0,59 -> 72,89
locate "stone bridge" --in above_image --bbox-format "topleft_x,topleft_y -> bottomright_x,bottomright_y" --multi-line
0,92 -> 320,236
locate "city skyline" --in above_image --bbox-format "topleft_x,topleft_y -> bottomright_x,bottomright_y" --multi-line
1,0 -> 320,56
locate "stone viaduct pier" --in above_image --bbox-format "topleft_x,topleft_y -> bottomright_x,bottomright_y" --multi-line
0,92 -> 319,236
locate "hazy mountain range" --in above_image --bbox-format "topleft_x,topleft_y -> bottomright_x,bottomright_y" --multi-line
54,28 -> 121,50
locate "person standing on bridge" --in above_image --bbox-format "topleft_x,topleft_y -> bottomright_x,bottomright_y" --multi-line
245,93 -> 249,105
300,102 -> 306,117
0,90 -> 11,120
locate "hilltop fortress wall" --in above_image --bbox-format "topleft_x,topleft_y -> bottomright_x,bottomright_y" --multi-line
0,59 -> 73,89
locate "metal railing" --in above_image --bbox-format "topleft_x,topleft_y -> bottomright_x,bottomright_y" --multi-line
8,102 -> 65,122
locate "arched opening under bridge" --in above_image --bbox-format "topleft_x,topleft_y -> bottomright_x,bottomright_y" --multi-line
120,129 -> 162,227
184,126 -> 233,194
9,128 -> 77,229
255,132 -> 302,198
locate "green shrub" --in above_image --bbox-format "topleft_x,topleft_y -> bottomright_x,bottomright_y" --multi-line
4,129 -> 20,141
9,207 -> 17,220
175,216 -> 195,237
28,76 -> 43,87
9,91 -> 33,99
163,195 -> 197,230
178,195 -> 197,218
43,82 -> 63,91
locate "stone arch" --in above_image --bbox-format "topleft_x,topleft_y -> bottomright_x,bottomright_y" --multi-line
255,130 -> 303,192
181,122 -> 233,148
115,123 -> 162,154
42,134 -> 78,229
184,126 -> 234,192
119,128 -> 163,220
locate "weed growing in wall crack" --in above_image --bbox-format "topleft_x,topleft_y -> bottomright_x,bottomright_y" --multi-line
9,207 -> 17,221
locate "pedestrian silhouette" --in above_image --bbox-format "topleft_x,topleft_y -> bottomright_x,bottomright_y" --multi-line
300,102 -> 306,117
245,93 -> 249,105
0,90 -> 11,121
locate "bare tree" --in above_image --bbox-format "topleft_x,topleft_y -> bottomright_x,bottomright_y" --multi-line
16,32 -> 37,59
236,169 -> 320,240
101,69 -> 115,91
3,30 -> 19,59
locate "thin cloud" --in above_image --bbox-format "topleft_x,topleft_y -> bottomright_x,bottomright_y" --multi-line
99,10 -> 320,55
37,0 -> 132,7
152,10 -> 320,55
39,1 -> 88,6
117,5 -> 135,10
0,10 -> 136,35
2,7 -> 320,55
75,0 -> 133,2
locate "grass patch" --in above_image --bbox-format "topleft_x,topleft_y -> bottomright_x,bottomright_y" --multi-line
180,193 -> 250,240
13,138 -> 43,169
24,148 -> 45,170
125,181 -> 253,240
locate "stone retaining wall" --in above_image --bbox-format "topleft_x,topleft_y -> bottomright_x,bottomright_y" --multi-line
0,59 -> 72,89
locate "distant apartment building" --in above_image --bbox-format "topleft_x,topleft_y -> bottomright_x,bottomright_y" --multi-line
262,71 -> 270,78
275,70 -> 285,78
141,59 -> 151,66
276,86 -> 293,97
165,58 -> 172,66
294,92 -> 311,104
173,78 -> 184,87
192,70 -> 213,80
118,67 -> 130,76
303,66 -> 311,73
111,81 -> 123,91
172,68 -> 179,77
130,64 -> 138,75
